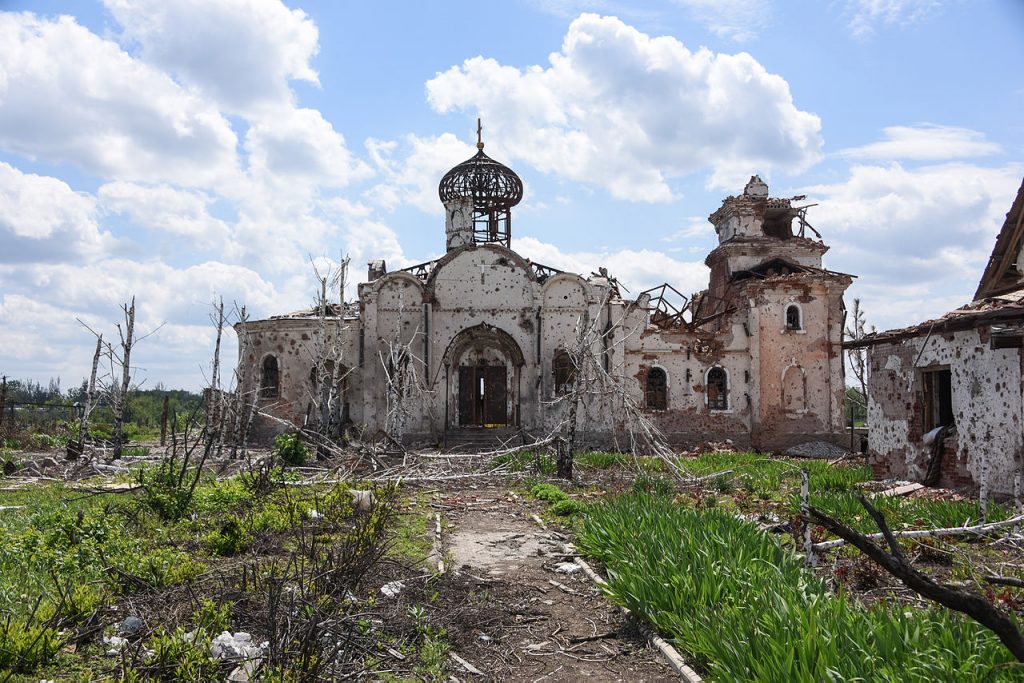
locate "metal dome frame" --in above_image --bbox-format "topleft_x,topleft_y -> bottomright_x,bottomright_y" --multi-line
438,149 -> 524,210
438,122 -> 523,248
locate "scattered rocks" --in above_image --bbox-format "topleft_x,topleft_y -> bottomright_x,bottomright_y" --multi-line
117,616 -> 145,638
210,631 -> 264,660
381,580 -> 405,598
553,562 -> 581,574
103,635 -> 128,656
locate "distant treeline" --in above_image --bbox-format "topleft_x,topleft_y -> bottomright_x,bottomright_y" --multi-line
1,377 -> 203,428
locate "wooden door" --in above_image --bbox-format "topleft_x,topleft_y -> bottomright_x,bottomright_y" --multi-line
457,365 -> 508,427
483,366 -> 507,426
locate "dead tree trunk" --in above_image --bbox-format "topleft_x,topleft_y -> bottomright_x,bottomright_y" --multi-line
112,297 -> 136,460
160,394 -> 169,447
0,375 -> 6,439
69,335 -> 103,459
807,494 -> 1024,662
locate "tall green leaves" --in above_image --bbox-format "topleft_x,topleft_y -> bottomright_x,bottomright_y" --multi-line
578,494 -> 1020,681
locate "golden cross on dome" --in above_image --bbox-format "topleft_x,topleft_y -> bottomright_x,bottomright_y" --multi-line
476,118 -> 484,150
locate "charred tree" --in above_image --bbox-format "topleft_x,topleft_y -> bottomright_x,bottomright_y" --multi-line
806,494 -> 1024,663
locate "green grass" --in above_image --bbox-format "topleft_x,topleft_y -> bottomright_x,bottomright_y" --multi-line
578,493 -> 1021,682
0,472 -> 402,677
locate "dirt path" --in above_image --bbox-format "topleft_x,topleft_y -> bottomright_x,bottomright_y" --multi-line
428,485 -> 674,682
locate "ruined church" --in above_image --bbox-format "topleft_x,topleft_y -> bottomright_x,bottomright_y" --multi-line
236,132 -> 853,450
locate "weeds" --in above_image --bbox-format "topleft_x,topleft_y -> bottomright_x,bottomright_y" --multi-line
274,432 -> 309,466
578,494 -> 1019,681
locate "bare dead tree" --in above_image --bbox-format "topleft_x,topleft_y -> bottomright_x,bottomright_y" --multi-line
844,298 -> 874,415
67,334 -> 103,459
111,297 -> 136,459
806,494 -> 1024,663
304,255 -> 353,449
378,291 -> 434,449
549,288 -> 677,479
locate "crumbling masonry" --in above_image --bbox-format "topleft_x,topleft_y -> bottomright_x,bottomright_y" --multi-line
236,136 -> 853,451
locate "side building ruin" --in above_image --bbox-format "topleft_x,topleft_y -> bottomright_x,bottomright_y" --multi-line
235,135 -> 853,451
848,177 -> 1024,495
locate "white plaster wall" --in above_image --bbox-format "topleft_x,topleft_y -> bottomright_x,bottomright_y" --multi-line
869,328 -> 1023,494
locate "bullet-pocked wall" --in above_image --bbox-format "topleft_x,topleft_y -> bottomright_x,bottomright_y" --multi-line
236,169 -> 852,452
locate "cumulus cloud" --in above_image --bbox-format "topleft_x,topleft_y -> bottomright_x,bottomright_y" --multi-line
0,13 -> 239,187
846,0 -> 942,37
516,235 -> 709,295
806,161 -> 1023,330
840,124 -> 1002,161
365,133 -> 476,214
104,0 -> 319,115
426,14 -> 822,199
0,162 -> 117,262
244,107 -> 371,190
98,182 -> 231,248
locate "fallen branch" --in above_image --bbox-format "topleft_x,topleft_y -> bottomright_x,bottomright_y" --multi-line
807,495 -> 1024,662
812,514 -> 1024,551
985,576 -> 1024,590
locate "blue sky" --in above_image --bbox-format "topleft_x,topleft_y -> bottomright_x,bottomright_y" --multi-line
0,0 -> 1022,390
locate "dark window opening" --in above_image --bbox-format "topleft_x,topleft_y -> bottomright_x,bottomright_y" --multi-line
707,367 -> 728,410
552,351 -> 577,395
762,209 -> 794,239
646,367 -> 667,410
260,355 -> 279,399
921,367 -> 954,432
786,305 -> 802,330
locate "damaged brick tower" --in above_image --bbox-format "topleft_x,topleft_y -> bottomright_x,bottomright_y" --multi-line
704,176 -> 852,448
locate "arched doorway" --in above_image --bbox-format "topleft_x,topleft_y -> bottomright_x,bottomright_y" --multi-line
442,324 -> 525,429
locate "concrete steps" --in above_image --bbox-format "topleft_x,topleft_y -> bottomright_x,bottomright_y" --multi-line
443,427 -> 525,452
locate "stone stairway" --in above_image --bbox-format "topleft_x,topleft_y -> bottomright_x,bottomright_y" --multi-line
443,427 -> 526,452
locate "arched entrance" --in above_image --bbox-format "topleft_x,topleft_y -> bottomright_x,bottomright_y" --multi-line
442,324 -> 525,429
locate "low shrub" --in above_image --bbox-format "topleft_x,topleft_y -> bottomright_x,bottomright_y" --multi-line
530,483 -> 568,503
550,499 -> 584,517
274,433 -> 309,466
0,617 -> 61,674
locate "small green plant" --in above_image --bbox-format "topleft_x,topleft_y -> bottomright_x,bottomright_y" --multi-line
274,432 -> 309,466
632,474 -> 674,497
550,499 -> 583,517
193,598 -> 233,633
143,627 -> 221,680
0,617 -> 61,674
205,518 -> 250,557
530,483 -> 568,503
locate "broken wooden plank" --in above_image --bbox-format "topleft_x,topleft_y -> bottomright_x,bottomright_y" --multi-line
573,554 -> 703,682
450,651 -> 484,676
874,482 -> 924,498
812,513 -> 1024,551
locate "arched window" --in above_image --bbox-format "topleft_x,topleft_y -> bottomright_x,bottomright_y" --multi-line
785,304 -> 802,331
707,367 -> 728,410
552,350 -> 576,395
646,367 -> 668,410
261,355 -> 279,399
783,365 -> 806,412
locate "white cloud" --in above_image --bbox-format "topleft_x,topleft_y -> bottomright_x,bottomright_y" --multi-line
244,107 -> 371,190
0,162 -> 116,262
426,14 -> 822,199
104,0 -> 320,115
840,124 -> 1002,161
846,0 -> 942,37
365,133 -> 476,214
516,235 -> 710,295
0,13 -> 239,187
806,161 -> 1023,330
98,182 -> 231,248
672,0 -> 771,42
